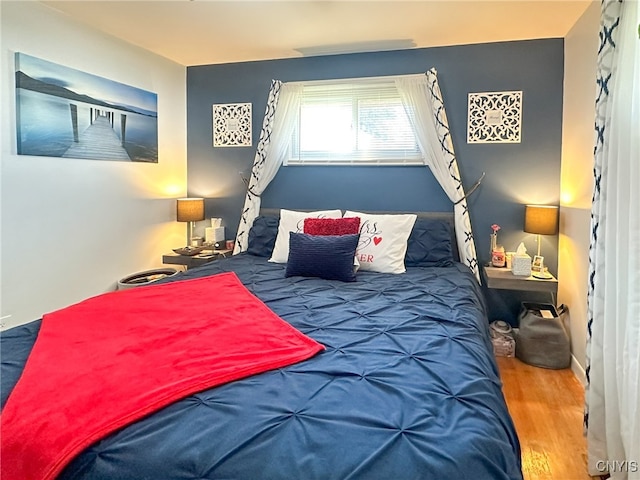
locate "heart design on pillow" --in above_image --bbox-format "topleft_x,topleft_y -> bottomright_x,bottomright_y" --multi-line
344,210 -> 416,274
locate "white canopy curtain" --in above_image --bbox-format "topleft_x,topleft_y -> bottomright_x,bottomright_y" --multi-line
396,70 -> 480,282
235,72 -> 480,284
586,1 -> 639,478
233,81 -> 302,254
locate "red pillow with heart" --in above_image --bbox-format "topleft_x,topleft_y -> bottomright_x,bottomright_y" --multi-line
304,217 -> 361,236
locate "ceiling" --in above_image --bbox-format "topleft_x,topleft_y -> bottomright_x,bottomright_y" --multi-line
41,0 -> 593,67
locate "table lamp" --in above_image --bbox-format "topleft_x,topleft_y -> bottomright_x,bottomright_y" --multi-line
524,204 -> 559,278
176,198 -> 205,249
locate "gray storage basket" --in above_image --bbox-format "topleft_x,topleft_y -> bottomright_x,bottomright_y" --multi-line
515,303 -> 571,369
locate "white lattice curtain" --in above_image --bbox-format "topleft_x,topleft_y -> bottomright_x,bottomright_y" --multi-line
586,1 -> 640,478
233,81 -> 302,254
235,72 -> 480,284
396,69 -> 480,281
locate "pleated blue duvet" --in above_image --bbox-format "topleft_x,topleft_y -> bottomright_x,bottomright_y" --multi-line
1,254 -> 522,480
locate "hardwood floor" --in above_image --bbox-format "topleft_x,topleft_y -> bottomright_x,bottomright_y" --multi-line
496,356 -> 601,480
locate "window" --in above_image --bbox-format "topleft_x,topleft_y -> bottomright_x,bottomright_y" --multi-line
285,78 -> 422,166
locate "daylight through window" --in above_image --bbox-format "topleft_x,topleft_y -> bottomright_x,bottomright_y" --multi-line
285,78 -> 423,166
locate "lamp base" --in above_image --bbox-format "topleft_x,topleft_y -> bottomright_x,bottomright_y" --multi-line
532,270 -> 553,280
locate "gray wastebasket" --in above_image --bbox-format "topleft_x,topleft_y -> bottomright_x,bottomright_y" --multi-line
117,268 -> 178,290
515,303 -> 570,369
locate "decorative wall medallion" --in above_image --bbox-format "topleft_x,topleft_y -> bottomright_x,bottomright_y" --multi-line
467,91 -> 522,143
212,103 -> 252,147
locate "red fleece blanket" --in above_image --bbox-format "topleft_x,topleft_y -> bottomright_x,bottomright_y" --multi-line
1,272 -> 324,480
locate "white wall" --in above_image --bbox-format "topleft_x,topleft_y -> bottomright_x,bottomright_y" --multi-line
1,2 -> 187,329
559,1 -> 600,383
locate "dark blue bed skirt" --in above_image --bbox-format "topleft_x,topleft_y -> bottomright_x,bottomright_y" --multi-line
1,254 -> 522,479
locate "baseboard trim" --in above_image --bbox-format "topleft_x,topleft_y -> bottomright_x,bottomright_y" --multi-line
571,354 -> 587,387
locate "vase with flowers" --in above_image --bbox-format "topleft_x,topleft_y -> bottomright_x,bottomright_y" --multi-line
490,224 -> 506,267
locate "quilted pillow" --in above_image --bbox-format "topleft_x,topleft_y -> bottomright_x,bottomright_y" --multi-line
344,211 -> 417,274
285,233 -> 359,282
269,209 -> 342,263
405,217 -> 455,267
246,215 -> 279,257
304,217 -> 361,236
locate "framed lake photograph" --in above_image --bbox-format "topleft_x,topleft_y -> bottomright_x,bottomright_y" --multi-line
15,53 -> 158,163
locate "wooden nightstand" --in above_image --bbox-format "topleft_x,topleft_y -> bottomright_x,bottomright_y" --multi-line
483,265 -> 558,304
162,249 -> 232,270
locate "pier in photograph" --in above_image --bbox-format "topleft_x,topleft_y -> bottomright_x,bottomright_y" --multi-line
63,113 -> 131,161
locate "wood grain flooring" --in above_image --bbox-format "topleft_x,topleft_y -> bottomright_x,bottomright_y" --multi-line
496,357 -> 601,480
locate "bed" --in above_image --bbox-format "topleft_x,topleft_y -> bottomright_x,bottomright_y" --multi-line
1,211 -> 522,480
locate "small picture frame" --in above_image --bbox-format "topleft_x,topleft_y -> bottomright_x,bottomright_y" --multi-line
532,255 -> 544,273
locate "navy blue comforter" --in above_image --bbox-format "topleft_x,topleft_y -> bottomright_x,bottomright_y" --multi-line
1,254 -> 522,480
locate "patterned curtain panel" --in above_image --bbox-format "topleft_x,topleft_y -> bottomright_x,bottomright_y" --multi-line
234,81 -> 302,253
586,1 -> 640,478
236,72 -> 480,281
396,70 -> 480,282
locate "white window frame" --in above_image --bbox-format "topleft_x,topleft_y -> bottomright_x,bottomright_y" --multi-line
284,75 -> 424,166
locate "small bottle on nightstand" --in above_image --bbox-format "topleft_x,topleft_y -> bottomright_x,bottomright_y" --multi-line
491,246 -> 506,267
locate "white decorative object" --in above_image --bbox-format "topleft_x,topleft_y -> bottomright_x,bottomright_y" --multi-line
512,254 -> 532,276
467,91 -> 522,143
269,209 -> 342,264
512,241 -> 531,276
205,227 -> 225,243
343,211 -> 417,274
213,227 -> 225,242
213,103 -> 252,147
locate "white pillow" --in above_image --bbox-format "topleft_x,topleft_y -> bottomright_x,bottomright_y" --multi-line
344,211 -> 417,274
269,209 -> 342,263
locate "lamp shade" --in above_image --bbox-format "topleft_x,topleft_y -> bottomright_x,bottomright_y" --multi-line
524,205 -> 559,236
176,198 -> 205,223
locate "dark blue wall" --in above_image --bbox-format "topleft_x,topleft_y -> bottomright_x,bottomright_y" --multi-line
187,39 -> 563,323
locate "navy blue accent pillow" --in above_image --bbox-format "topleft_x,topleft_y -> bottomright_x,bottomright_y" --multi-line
405,218 -> 455,267
246,215 -> 279,257
285,233 -> 359,282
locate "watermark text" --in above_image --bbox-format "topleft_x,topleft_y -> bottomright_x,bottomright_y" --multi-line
596,460 -> 639,473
